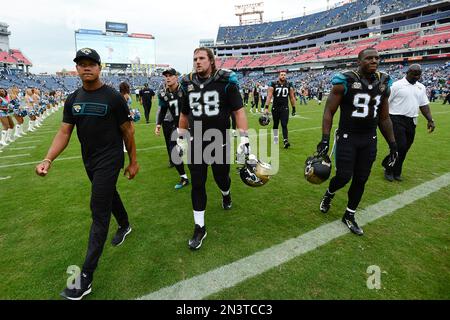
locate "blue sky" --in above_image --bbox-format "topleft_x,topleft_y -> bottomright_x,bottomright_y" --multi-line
3,0 -> 341,74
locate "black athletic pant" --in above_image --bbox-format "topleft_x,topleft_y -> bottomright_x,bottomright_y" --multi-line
162,120 -> 186,176
243,94 -> 249,105
261,97 -> 267,109
383,115 -> 416,178
443,93 -> 450,105
272,105 -> 289,140
143,103 -> 152,123
252,96 -> 259,110
82,166 -> 129,274
328,131 -> 377,211
188,142 -> 231,212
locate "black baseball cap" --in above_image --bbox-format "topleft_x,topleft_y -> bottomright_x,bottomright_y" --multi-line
73,48 -> 101,65
162,68 -> 178,76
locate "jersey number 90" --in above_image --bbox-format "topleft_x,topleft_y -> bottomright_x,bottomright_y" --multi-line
189,91 -> 220,117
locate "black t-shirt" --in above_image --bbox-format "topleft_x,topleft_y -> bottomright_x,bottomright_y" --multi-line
63,85 -> 131,170
139,88 -> 155,105
180,70 -> 243,136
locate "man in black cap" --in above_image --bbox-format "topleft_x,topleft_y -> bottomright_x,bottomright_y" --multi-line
155,68 -> 189,189
35,47 -> 139,300
139,83 -> 155,123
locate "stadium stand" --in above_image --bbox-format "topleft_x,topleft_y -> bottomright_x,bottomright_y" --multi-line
217,0 -> 444,45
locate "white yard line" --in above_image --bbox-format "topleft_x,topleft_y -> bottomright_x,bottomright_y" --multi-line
16,140 -> 42,144
138,172 -> 450,300
0,146 -> 165,169
0,176 -> 11,181
5,146 -> 36,150
0,153 -> 30,159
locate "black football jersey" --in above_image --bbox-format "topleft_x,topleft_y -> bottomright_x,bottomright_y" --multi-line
180,69 -> 243,135
157,85 -> 184,126
332,70 -> 392,133
271,80 -> 294,107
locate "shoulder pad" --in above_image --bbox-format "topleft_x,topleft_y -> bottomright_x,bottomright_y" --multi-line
331,73 -> 349,95
216,69 -> 238,84
331,73 -> 348,85
180,74 -> 192,90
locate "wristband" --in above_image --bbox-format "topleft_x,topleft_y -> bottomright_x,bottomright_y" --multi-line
240,136 -> 249,145
321,134 -> 330,143
42,158 -> 52,164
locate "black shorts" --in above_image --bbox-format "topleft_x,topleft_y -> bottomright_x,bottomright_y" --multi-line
334,130 -> 377,179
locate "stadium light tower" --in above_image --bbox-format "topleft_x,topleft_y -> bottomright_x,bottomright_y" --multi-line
235,2 -> 264,26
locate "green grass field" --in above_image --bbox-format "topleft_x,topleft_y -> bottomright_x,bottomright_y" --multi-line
0,97 -> 449,300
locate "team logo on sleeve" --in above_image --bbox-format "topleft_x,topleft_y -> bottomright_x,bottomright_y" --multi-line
188,85 -> 194,92
380,85 -> 386,93
73,104 -> 82,113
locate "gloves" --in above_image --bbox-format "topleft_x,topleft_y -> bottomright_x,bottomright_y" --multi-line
316,134 -> 330,156
291,107 -> 296,117
176,137 -> 187,157
427,120 -> 435,133
236,136 -> 250,164
387,141 -> 398,168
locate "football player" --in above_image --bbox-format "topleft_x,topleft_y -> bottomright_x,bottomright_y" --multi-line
178,47 -> 250,250
265,70 -> 296,148
155,68 -> 189,189
317,48 -> 398,236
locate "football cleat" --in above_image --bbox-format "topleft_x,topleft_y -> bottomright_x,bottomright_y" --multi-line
175,177 -> 189,190
222,193 -> 232,210
319,190 -> 335,213
283,139 -> 290,149
111,225 -> 132,247
60,272 -> 92,300
188,224 -> 207,250
305,154 -> 332,185
384,169 -> 394,182
342,212 -> 364,236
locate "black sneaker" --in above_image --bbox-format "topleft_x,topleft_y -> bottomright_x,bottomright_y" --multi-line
188,224 -> 207,250
384,170 -> 394,182
394,175 -> 403,182
342,212 -> 364,236
111,225 -> 132,247
319,190 -> 334,213
222,193 -> 232,210
175,177 -> 189,190
283,139 -> 291,149
60,272 -> 92,300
